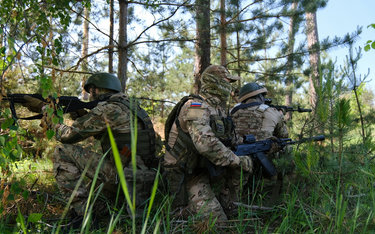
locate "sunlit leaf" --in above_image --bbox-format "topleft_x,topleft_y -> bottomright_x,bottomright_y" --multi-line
0,60 -> 6,70
42,90 -> 48,99
28,213 -> 43,223
0,136 -> 5,146
6,55 -> 12,63
47,108 -> 54,116
22,190 -> 30,200
46,130 -> 55,140
52,116 -> 59,124
372,41 -> 375,50
1,121 -> 9,131
56,110 -> 63,117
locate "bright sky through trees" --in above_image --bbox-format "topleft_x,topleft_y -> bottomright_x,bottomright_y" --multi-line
318,0 -> 375,91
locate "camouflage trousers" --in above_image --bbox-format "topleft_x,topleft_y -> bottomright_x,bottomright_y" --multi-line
53,144 -> 156,216
184,168 -> 249,222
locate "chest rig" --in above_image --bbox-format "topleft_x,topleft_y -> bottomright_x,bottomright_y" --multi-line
98,96 -> 156,168
165,95 -> 233,173
231,102 -> 271,140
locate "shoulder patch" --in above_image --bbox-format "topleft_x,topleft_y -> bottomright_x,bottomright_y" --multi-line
191,102 -> 202,107
184,100 -> 207,120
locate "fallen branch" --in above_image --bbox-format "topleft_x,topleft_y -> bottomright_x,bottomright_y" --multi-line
233,202 -> 274,211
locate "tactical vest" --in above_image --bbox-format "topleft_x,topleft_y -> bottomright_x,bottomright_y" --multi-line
98,96 -> 156,168
230,102 -> 272,141
165,95 -> 233,172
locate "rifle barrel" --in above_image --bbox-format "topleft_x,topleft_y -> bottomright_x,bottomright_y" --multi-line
287,135 -> 325,145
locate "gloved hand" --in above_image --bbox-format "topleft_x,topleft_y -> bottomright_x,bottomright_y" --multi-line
69,109 -> 88,120
268,136 -> 280,154
21,95 -> 48,113
238,156 -> 253,173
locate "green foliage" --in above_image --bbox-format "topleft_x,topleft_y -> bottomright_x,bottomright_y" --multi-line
0,109 -> 24,169
364,24 -> 375,52
334,98 -> 351,130
0,1 -> 374,233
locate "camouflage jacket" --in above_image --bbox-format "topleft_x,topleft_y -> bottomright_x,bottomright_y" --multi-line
163,96 -> 240,170
54,93 -> 142,143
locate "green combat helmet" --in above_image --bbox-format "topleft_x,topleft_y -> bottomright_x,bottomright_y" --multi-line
84,72 -> 122,92
238,82 -> 268,103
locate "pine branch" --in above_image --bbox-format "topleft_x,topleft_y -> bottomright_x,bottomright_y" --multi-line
127,0 -> 190,48
131,38 -> 195,47
69,6 -> 118,46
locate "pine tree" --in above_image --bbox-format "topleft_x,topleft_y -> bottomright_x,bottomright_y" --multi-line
194,0 -> 211,94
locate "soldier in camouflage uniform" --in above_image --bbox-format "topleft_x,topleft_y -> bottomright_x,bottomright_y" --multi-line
22,73 -> 156,222
163,65 -> 252,222
230,82 -> 293,174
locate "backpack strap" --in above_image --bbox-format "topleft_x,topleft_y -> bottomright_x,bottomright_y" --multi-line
230,102 -> 262,115
107,97 -> 156,159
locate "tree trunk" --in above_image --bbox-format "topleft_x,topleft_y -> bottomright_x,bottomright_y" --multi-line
220,0 -> 227,66
235,14 -> 241,100
306,11 -> 320,110
109,0 -> 114,74
194,0 -> 210,94
81,4 -> 90,100
285,1 -> 298,121
118,0 -> 128,93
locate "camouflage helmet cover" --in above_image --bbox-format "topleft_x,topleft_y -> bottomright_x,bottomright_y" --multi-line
84,72 -> 122,93
238,82 -> 268,103
202,65 -> 240,83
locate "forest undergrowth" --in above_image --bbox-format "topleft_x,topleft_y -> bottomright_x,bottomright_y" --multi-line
0,109 -> 375,234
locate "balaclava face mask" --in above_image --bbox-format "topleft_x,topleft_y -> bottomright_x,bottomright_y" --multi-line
200,65 -> 237,107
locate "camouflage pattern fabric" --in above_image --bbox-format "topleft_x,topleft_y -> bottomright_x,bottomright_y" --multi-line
163,96 -> 251,221
54,144 -> 156,215
200,66 -> 235,106
231,98 -> 293,173
52,92 -> 155,216
185,172 -> 228,222
231,98 -> 288,144
53,93 -> 143,144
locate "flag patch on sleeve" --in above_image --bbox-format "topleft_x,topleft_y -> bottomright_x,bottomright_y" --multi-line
191,102 -> 202,107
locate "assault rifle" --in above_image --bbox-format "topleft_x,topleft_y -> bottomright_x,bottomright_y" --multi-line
233,134 -> 325,178
265,99 -> 312,113
1,94 -> 102,120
